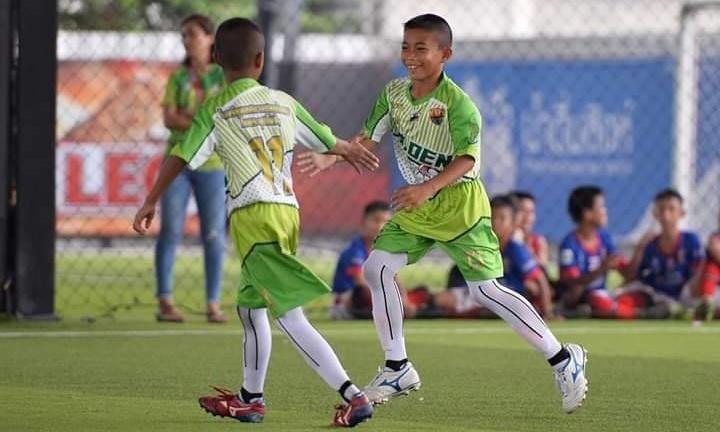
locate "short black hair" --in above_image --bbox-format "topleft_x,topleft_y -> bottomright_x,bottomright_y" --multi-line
404,14 -> 453,47
490,194 -> 518,214
654,188 -> 684,204
509,190 -> 535,202
363,201 -> 391,217
568,185 -> 604,223
214,17 -> 264,71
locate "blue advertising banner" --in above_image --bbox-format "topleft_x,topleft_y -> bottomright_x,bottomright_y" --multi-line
393,57 -> 676,241
694,55 -> 720,239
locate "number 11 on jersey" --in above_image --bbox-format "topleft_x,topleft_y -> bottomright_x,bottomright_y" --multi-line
248,136 -> 293,196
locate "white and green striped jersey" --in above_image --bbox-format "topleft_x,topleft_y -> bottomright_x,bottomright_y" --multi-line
362,74 -> 491,242
171,78 -> 335,214
362,73 -> 482,185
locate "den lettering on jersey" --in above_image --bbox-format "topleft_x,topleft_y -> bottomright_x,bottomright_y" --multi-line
390,98 -> 455,185
371,77 -> 480,186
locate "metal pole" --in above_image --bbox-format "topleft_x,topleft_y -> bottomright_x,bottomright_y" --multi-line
673,5 -> 699,223
0,0 -> 13,314
277,0 -> 303,94
13,0 -> 58,320
258,0 -> 278,87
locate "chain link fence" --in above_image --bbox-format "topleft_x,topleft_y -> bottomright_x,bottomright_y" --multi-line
55,0 -> 720,319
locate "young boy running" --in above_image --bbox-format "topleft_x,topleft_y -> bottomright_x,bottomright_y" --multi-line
133,17 -> 378,427
300,13 -> 588,414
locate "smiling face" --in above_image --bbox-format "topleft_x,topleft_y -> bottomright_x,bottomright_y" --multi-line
401,28 -> 451,83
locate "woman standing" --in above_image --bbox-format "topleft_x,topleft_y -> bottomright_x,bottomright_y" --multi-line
156,14 -> 226,323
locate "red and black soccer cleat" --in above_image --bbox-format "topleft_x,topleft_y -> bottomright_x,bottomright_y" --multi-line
332,392 -> 373,428
198,386 -> 265,423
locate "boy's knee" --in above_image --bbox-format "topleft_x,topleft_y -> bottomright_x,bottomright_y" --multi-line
362,252 -> 383,285
362,250 -> 407,286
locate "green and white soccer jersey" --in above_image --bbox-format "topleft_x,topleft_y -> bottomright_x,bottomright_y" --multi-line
171,77 -> 335,214
362,73 -> 490,242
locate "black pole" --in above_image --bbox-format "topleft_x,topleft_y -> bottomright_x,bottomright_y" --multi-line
276,0 -> 302,95
257,0 -> 277,87
12,0 -> 58,319
0,0 -> 12,315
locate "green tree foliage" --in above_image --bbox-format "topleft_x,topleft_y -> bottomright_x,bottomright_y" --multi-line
59,0 -> 361,33
59,0 -> 256,30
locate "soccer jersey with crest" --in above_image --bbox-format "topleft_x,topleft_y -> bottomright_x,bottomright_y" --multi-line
171,78 -> 335,215
363,73 -> 489,241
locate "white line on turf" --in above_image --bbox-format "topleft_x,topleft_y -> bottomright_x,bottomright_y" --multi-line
0,325 -> 719,339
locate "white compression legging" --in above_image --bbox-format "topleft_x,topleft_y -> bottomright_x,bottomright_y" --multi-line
238,306 -> 355,393
363,250 -> 562,360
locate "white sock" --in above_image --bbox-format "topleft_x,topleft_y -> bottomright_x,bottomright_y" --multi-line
467,279 -> 563,359
276,307 -> 359,394
237,307 -> 272,393
363,250 -> 409,361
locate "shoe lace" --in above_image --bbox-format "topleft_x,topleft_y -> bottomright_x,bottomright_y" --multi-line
211,386 -> 238,400
333,401 -> 351,426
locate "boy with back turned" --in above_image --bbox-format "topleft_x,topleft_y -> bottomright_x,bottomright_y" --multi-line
134,17 -> 379,427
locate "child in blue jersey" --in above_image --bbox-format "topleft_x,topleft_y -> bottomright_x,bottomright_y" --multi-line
331,201 -> 417,319
491,195 -> 555,319
559,185 -> 646,319
630,189 -> 705,316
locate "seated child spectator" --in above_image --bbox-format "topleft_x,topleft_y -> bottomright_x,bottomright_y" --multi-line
331,201 -> 416,319
510,190 -> 550,272
696,212 -> 720,321
558,185 -> 646,319
626,189 -> 705,319
490,194 -> 556,319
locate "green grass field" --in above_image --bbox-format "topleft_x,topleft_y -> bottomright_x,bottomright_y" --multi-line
2,319 -> 719,432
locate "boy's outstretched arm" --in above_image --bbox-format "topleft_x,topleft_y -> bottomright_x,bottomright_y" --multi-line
297,133 -> 378,177
319,137 -> 379,174
133,156 -> 187,235
392,155 -> 475,212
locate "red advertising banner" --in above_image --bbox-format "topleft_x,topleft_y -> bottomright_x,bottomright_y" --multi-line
57,60 -> 390,237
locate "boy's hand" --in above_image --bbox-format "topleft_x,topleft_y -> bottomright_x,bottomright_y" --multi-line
601,254 -> 624,271
391,183 -> 435,211
296,151 -> 338,177
133,200 -> 157,235
333,139 -> 379,173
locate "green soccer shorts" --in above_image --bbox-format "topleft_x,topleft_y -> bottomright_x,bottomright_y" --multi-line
229,203 -> 330,318
373,216 -> 504,281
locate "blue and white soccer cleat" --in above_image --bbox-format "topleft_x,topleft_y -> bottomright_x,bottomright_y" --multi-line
363,362 -> 421,405
554,343 -> 589,413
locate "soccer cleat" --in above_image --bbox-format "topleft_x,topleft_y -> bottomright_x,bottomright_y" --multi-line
198,386 -> 265,423
363,362 -> 421,405
333,392 -> 374,427
554,344 -> 589,414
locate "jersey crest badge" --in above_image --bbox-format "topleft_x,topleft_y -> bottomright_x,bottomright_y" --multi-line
429,107 -> 445,125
